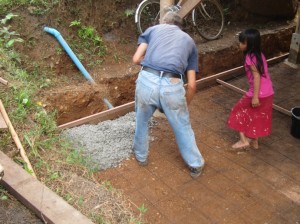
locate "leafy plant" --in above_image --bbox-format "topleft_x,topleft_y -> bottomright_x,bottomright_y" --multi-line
1,13 -> 18,24
69,21 -> 107,57
0,13 -> 24,48
70,20 -> 81,27
137,203 -> 148,214
125,9 -> 135,17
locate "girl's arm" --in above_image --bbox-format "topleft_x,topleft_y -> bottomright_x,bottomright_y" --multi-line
250,65 -> 261,107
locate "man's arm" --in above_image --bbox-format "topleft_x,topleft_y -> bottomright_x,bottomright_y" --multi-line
185,70 -> 197,105
132,43 -> 148,65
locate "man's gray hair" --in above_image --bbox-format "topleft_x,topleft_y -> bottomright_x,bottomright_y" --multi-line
162,11 -> 183,28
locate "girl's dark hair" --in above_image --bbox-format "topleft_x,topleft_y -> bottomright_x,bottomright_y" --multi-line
239,28 -> 265,76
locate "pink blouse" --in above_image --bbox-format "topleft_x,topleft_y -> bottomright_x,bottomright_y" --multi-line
245,53 -> 274,98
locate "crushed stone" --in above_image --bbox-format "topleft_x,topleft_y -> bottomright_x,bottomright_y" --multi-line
63,112 -> 158,170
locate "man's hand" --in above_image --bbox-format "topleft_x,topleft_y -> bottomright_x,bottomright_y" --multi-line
185,70 -> 197,105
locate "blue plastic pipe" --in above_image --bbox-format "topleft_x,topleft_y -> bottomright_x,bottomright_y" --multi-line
43,27 -> 96,84
103,98 -> 114,109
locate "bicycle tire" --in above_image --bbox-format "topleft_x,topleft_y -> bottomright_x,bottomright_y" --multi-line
135,0 -> 160,34
192,0 -> 224,40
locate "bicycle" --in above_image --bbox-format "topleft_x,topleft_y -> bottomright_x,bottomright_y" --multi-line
135,0 -> 224,40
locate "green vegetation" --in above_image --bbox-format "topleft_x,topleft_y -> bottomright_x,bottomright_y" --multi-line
0,13 -> 23,48
138,203 -> 148,214
0,0 -> 59,15
124,9 -> 135,17
69,20 -> 107,58
0,3 -> 145,223
0,186 -> 9,201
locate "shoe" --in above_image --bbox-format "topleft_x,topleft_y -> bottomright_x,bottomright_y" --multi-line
190,165 -> 204,179
137,159 -> 148,166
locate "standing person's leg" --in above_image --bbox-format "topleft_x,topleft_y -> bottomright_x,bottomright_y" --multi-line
133,72 -> 158,163
249,138 -> 259,149
232,132 -> 250,149
160,79 -> 205,170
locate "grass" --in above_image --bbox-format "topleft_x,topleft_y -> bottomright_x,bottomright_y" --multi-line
0,186 -> 10,201
0,0 -> 60,15
0,9 -> 145,224
0,45 -> 142,222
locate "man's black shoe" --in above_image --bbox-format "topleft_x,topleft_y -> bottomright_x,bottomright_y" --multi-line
190,166 -> 204,179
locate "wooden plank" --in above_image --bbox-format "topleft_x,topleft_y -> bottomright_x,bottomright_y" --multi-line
195,53 -> 289,90
160,0 -> 175,21
216,79 -> 292,117
58,53 -> 289,130
0,77 -> 8,85
0,151 -> 94,224
0,111 -> 8,129
178,0 -> 201,18
0,100 -> 36,177
58,101 -> 135,130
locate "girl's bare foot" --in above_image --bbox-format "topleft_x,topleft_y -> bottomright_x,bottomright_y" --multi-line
250,139 -> 259,149
232,140 -> 250,149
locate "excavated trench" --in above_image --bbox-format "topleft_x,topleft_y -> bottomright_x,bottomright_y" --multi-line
45,25 -> 294,126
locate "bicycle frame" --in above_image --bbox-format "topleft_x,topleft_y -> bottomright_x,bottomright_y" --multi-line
135,0 -> 150,23
135,0 -> 224,40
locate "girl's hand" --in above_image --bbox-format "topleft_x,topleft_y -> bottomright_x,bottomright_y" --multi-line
252,97 -> 260,107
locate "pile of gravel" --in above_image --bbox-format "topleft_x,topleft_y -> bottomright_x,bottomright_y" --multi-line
63,112 -> 158,170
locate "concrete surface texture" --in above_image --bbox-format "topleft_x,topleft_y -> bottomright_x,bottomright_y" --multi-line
94,61 -> 300,224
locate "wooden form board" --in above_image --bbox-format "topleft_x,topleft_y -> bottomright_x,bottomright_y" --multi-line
58,101 -> 134,130
58,53 -> 289,130
195,53 -> 289,90
216,79 -> 292,117
0,151 -> 94,224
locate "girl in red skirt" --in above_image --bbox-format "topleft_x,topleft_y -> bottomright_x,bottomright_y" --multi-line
227,28 -> 274,150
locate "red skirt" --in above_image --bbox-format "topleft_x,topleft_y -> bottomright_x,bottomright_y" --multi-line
227,95 -> 273,138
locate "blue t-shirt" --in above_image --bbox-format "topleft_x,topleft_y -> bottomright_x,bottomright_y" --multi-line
138,24 -> 199,75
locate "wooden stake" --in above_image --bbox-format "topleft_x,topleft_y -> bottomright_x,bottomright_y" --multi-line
178,0 -> 201,18
0,100 -> 36,178
160,0 -> 175,21
0,77 -> 8,85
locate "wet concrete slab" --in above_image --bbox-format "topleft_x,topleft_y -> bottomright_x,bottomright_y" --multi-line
97,61 -> 300,223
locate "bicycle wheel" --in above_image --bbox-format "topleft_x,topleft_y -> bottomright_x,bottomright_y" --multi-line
192,0 -> 224,40
135,0 -> 160,34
